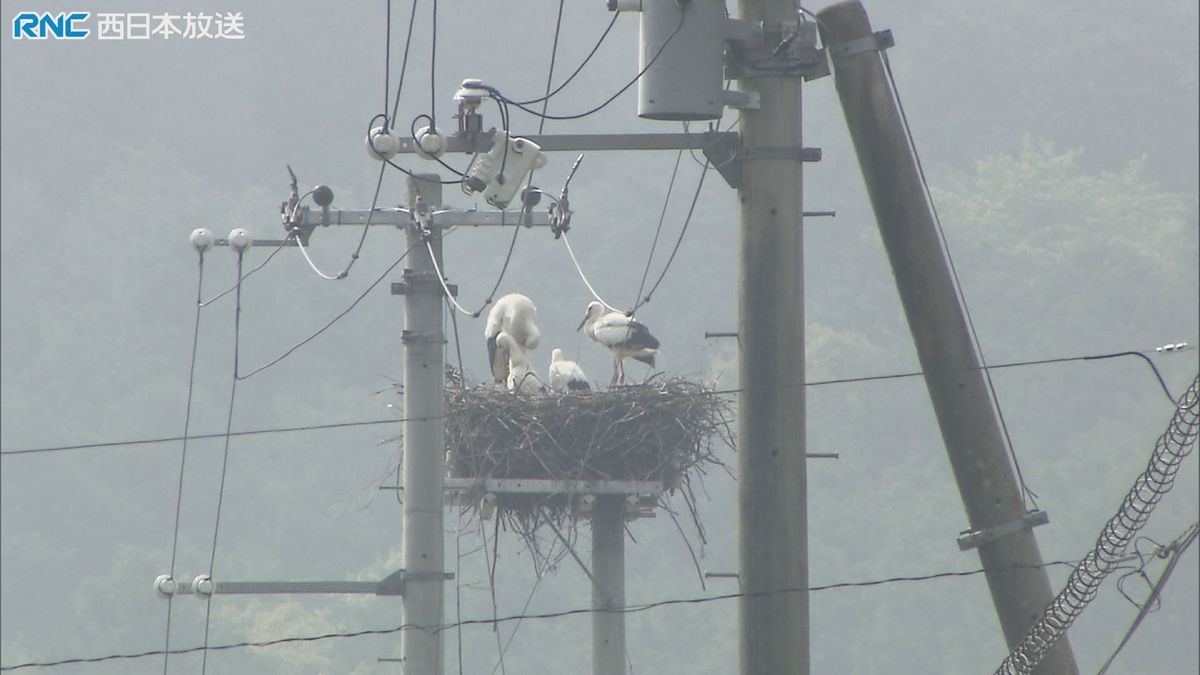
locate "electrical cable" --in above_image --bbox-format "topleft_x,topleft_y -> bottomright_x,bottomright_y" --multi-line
4,347 -> 1191,457
493,9 -> 686,122
199,250 -> 248,674
560,231 -> 621,313
161,249 -> 208,674
509,11 -> 620,107
199,240 -> 289,307
881,51 -> 1040,511
384,0 -> 392,120
234,242 -> 419,380
389,0 -> 420,126
427,216 -> 521,319
1095,522 -> 1199,675
995,374 -> 1200,675
631,149 -> 683,313
635,159 -> 710,311
429,0 -> 438,129
0,558 -> 1083,672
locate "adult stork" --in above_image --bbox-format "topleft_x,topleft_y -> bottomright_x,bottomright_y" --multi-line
548,348 -> 590,392
484,293 -> 541,384
577,301 -> 660,386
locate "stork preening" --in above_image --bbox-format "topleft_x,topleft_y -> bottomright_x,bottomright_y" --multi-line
484,293 -> 541,386
577,301 -> 660,386
548,348 -> 590,392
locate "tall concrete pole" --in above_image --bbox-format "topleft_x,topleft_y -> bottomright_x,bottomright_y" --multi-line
400,175 -> 446,674
736,0 -> 809,673
591,495 -> 626,675
816,4 -> 1077,673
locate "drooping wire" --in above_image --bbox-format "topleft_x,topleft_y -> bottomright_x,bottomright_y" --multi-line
4,346 -> 1189,458
561,232 -> 621,313
427,213 -> 521,319
161,249 -> 208,674
631,149 -> 684,313
235,242 -> 420,380
635,159 -> 710,311
995,375 -> 1200,674
199,240 -> 289,307
1,558 -> 1087,672
494,8 -> 686,122
199,249 -> 247,674
509,11 -> 621,107
1096,522 -> 1199,675
880,50 -> 1040,511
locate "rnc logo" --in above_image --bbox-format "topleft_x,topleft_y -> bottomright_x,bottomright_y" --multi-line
11,12 -> 91,39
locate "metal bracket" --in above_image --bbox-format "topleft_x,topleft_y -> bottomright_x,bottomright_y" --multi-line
725,21 -> 829,82
154,569 -> 453,598
400,329 -> 445,345
827,29 -> 894,62
392,269 -> 453,297
702,132 -> 822,189
957,510 -> 1050,551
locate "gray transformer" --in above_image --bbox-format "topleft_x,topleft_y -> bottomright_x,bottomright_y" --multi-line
637,0 -> 727,121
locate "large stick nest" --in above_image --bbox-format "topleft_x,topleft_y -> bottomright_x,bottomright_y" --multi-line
440,375 -> 733,578
446,376 -> 731,488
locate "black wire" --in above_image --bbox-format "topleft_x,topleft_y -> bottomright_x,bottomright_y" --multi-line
411,113 -> 469,177
636,160 -> 709,310
384,0 -> 392,121
880,51 -> 1039,510
390,0 -> 419,125
200,250 -> 246,673
632,149 -> 684,312
429,0 -> 438,129
199,239 -> 290,307
510,11 -> 620,107
2,348 -> 1188,457
162,251 -> 207,674
1096,524 -> 1200,675
494,8 -> 686,122
235,242 -> 420,380
0,559 -> 1081,672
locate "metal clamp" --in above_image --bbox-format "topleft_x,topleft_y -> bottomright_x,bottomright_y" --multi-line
957,510 -> 1050,551
400,330 -> 446,345
827,29 -> 894,61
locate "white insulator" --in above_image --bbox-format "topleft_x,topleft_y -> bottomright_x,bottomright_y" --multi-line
190,228 -> 214,252
227,228 -> 252,251
366,125 -> 400,160
192,574 -> 215,596
414,126 -> 446,160
155,574 -> 178,597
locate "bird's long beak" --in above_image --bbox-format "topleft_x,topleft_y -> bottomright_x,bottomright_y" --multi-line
576,315 -> 587,331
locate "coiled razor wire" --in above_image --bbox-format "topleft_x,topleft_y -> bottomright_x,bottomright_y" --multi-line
996,373 -> 1200,674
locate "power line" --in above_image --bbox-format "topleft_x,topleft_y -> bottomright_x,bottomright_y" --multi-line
881,49 -> 1037,511
2,347 -> 1191,458
509,11 -> 620,107
161,249 -> 209,674
634,158 -> 710,312
1096,522 -> 1199,675
996,374 -> 1200,675
493,9 -> 686,122
200,250 -> 248,674
234,242 -> 419,380
0,559 -> 1081,672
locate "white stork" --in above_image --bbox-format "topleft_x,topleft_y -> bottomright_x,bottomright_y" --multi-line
577,301 -> 660,386
548,348 -> 590,392
484,293 -> 541,384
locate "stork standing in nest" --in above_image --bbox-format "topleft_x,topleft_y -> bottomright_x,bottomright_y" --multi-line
548,348 -> 590,392
577,301 -> 660,386
484,293 -> 541,387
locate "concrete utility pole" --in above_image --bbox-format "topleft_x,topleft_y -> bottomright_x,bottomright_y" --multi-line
817,3 -> 1078,673
735,0 -> 810,672
400,174 -> 447,675
591,495 -> 626,675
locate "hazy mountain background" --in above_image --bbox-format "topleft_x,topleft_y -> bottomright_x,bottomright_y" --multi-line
2,1 -> 1197,673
